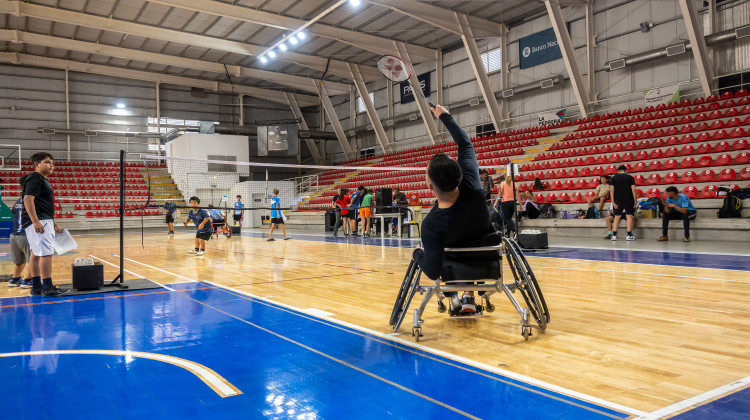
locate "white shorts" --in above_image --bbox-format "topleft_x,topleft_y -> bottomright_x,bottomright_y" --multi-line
25,219 -> 55,257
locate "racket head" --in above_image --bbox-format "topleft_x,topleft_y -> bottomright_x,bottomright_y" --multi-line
377,55 -> 412,83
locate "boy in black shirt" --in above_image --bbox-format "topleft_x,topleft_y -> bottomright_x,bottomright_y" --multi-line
609,165 -> 637,241
164,197 -> 177,235
22,152 -> 66,296
413,105 -> 499,314
183,196 -> 212,255
8,175 -> 32,288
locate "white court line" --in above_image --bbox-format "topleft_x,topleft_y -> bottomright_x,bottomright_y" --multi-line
89,255 -> 174,291
122,256 -> 646,418
548,245 -> 750,258
635,375 -> 750,420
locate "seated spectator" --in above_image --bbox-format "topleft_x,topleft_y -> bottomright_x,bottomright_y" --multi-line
658,186 -> 697,242
480,169 -> 494,201
587,175 -> 611,213
518,191 -> 540,219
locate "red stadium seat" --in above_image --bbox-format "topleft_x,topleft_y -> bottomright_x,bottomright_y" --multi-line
563,179 -> 575,189
694,112 -> 708,122
726,117 -> 741,127
608,154 -> 621,163
588,178 -> 601,189
680,171 -> 698,184
739,167 -> 750,181
645,188 -> 661,198
634,174 -> 646,185
699,185 -> 717,199
584,156 -> 596,165
649,149 -> 663,159
736,89 -> 749,97
707,94 -> 719,102
551,180 -> 563,190
558,192 -> 570,202
596,155 -> 608,164
718,168 -> 736,181
634,151 -> 649,161
729,127 -> 746,138
570,192 -> 584,203
732,139 -> 749,151
535,193 -> 546,203
736,152 -> 750,164
712,129 -> 728,140
681,186 -> 699,199
622,152 -> 635,161
580,167 -> 592,176
605,165 -> 618,175
592,166 -> 604,176
695,143 -> 712,154
698,169 -> 716,182
647,160 -> 662,171
546,193 -> 557,202
567,168 -> 579,177
646,174 -> 661,185
664,172 -> 679,183
575,179 -> 588,189
664,147 -> 679,158
679,134 -> 695,144
715,154 -> 733,166
696,156 -> 713,167
679,145 -> 695,156
663,159 -> 679,170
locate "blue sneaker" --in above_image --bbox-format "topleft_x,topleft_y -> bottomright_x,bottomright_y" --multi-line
20,278 -> 33,289
8,278 -> 21,287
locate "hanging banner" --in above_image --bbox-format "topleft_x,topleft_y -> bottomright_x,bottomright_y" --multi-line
538,109 -> 566,127
519,28 -> 562,69
644,85 -> 680,105
400,72 -> 431,104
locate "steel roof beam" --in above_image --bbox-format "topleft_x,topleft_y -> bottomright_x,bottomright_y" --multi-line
367,0 -> 501,38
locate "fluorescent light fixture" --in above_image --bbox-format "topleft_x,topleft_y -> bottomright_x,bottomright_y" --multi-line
268,50 -> 276,58
289,37 -> 298,45
259,56 -> 268,64
350,0 -> 361,5
279,43 -> 287,51
116,103 -> 126,109
296,31 -> 306,40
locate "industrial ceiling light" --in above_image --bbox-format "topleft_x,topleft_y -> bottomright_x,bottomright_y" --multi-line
116,103 -> 126,109
259,56 -> 268,64
268,50 -> 276,58
279,43 -> 287,51
289,37 -> 298,45
350,0 -> 361,6
296,31 -> 306,40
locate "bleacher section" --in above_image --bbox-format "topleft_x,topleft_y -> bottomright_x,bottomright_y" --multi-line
1,160 -> 176,230
296,89 -> 750,241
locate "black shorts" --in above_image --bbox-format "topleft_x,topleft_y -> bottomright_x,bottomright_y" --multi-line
346,211 -> 357,220
233,214 -> 242,221
196,232 -> 212,241
165,214 -> 174,223
271,217 -> 284,225
613,203 -> 636,216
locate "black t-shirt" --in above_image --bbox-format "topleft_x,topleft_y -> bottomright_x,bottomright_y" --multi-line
21,172 -> 55,228
610,173 -> 636,204
12,198 -> 25,236
418,114 -> 498,280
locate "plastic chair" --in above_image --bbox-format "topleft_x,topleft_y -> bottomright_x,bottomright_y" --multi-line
647,160 -> 662,171
735,152 -> 750,164
646,174 -> 661,185
718,168 -> 736,181
645,188 -> 661,199
634,174 -> 646,186
570,192 -> 584,203
732,139 -> 749,151
681,186 -> 699,199
696,156 -> 713,167
699,185 -> 717,199
663,159 -> 678,170
714,154 -> 732,166
679,145 -> 695,156
698,169 -> 716,182
664,172 -> 679,184
739,167 -> 750,180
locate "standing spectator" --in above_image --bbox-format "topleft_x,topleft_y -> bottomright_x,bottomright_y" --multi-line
493,176 -> 517,236
233,195 -> 244,227
267,188 -> 291,241
163,197 -> 177,235
480,169 -> 494,201
332,188 -> 351,238
22,152 -> 66,296
658,186 -> 697,242
587,175 -> 611,214
392,187 -> 409,235
609,165 -> 637,241
8,175 -> 31,288
359,188 -> 374,237
348,185 -> 365,237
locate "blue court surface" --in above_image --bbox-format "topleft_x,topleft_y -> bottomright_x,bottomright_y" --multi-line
0,281 -> 635,419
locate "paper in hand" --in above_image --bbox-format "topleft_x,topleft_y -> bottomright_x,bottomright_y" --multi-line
53,229 -> 79,255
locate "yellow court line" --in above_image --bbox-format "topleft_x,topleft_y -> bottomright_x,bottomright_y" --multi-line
0,350 -> 241,398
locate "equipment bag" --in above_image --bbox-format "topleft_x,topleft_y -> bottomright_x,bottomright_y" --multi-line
585,206 -> 598,219
717,194 -> 742,218
539,203 -> 555,218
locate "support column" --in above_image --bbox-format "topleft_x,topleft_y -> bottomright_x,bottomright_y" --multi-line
544,0 -> 591,116
349,87 -> 356,129
314,80 -> 356,160
285,91 -> 324,165
456,12 -> 504,132
500,24 -> 510,121
436,50 -> 444,134
387,79 -> 394,145
585,0 -> 596,103
156,82 -> 161,157
65,69 -> 70,161
706,0 -> 719,77
678,0 -> 715,96
238,94 -> 244,126
394,41 -> 438,144
349,63 -> 393,154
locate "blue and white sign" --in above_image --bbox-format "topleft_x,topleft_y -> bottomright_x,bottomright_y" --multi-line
519,28 -> 562,69
400,72 -> 431,105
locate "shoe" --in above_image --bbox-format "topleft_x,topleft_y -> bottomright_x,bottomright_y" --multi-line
267,238 -> 275,242
683,237 -> 691,243
610,235 -> 617,241
187,249 -> 197,254
351,233 -> 360,237
603,234 -> 612,239
30,288 -> 42,296
450,295 -> 461,311
344,234 -> 349,238
333,234 -> 338,238
626,235 -> 636,241
168,231 -> 174,235
20,279 -> 33,289
196,250 -> 205,255
657,236 -> 669,242
283,236 -> 291,240
42,285 -> 69,297
8,278 -> 21,287
460,295 -> 476,314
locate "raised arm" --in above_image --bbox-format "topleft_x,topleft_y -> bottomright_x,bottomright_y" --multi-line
433,106 -> 481,191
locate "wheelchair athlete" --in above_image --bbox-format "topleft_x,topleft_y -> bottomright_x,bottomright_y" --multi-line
207,205 -> 230,237
412,105 -> 501,314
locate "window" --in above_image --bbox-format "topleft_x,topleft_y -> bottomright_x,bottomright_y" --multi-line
480,48 -> 502,74
357,92 -> 375,113
475,123 -> 495,138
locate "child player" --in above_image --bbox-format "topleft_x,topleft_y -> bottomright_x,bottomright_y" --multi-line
267,188 -> 291,241
164,197 -> 177,235
183,196 -> 211,255
233,195 -> 244,227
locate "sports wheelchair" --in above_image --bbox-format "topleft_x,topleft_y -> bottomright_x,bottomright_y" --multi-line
389,236 -> 549,342
211,219 -> 232,238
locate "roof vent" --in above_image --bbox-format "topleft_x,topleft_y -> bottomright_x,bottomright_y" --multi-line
469,98 -> 480,106
501,89 -> 514,98
540,78 -> 554,88
85,130 -> 97,136
409,114 -> 418,121
737,26 -> 750,39
666,43 -> 686,56
608,59 -> 626,71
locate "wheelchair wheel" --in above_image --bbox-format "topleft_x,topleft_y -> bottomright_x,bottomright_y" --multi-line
223,226 -> 232,238
503,237 -> 549,331
389,260 -> 421,332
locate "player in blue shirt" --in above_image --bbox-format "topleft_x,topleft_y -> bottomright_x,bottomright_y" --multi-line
348,186 -> 365,237
8,174 -> 32,288
164,197 -> 177,235
233,195 -> 244,227
183,196 -> 212,255
267,188 -> 291,241
658,186 -> 697,242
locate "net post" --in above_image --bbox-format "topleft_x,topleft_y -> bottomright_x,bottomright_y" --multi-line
108,149 -> 128,288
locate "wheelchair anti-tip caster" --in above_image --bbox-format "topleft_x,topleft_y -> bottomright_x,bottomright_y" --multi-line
522,325 -> 532,341
412,327 -> 423,342
485,301 -> 495,312
437,301 -> 446,313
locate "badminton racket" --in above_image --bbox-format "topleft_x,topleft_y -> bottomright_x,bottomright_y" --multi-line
377,55 -> 435,109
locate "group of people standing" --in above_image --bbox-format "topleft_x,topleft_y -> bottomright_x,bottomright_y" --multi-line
331,186 -> 375,238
